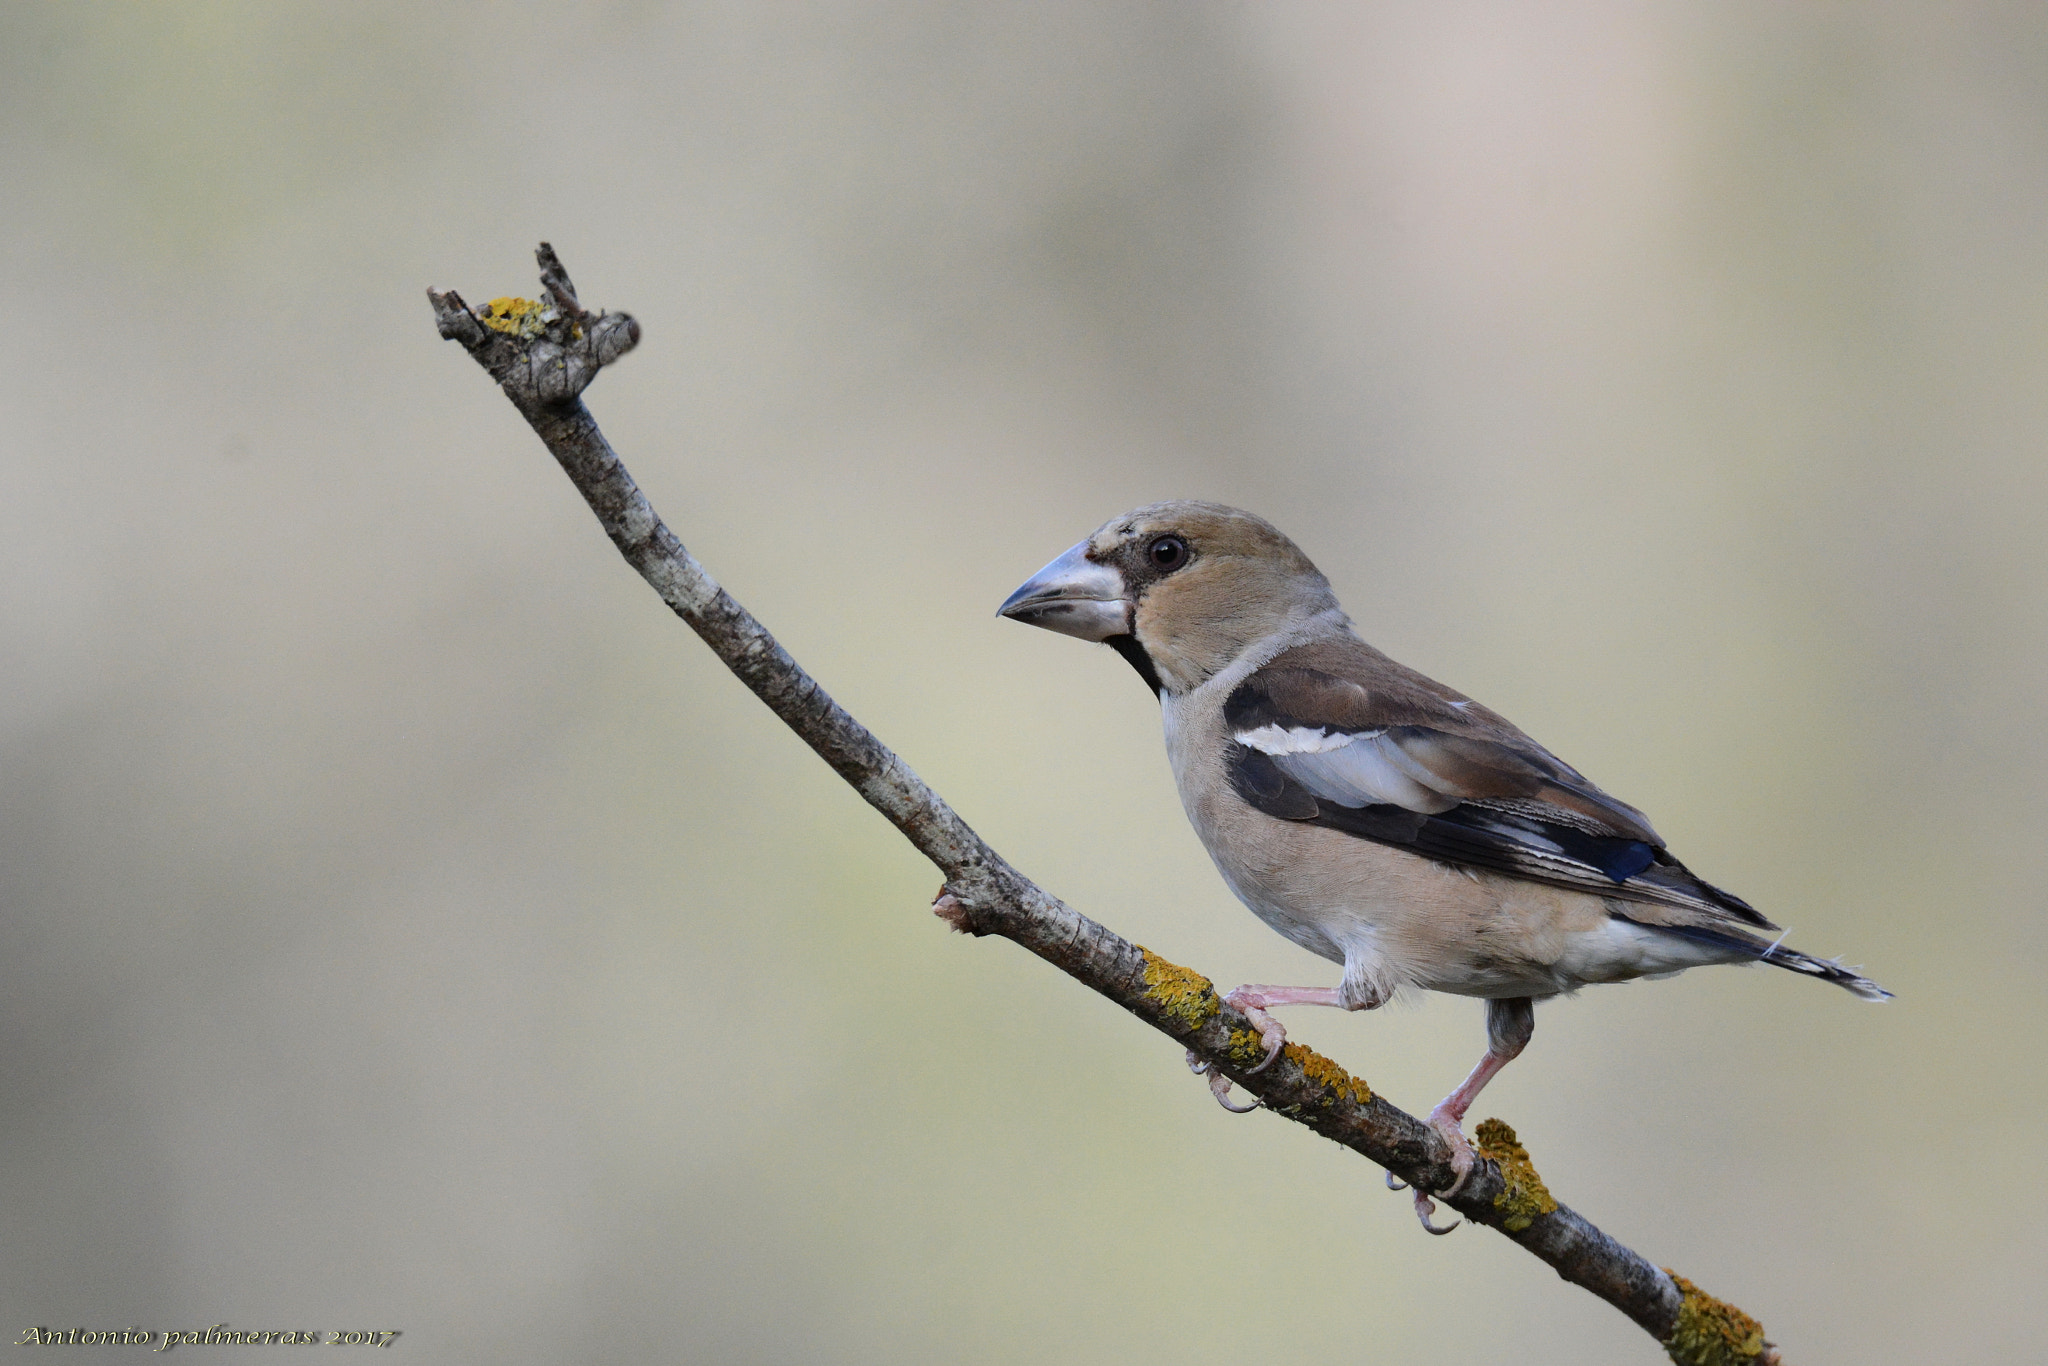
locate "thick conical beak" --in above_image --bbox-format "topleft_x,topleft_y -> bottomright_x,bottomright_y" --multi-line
997,539 -> 1131,642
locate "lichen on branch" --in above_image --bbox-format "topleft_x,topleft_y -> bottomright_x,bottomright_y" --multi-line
1474,1118 -> 1558,1233
1663,1273 -> 1779,1366
429,243 -> 639,407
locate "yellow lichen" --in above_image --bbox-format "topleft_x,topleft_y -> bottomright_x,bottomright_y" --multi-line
1474,1118 -> 1558,1233
1139,950 -> 1219,1031
1226,1028 -> 1267,1067
479,295 -> 552,339
1282,1041 -> 1372,1107
1661,1272 -> 1771,1366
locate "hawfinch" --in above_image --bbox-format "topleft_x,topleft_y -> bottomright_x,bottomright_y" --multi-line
999,501 -> 1887,1231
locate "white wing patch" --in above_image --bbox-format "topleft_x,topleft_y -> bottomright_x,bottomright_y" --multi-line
1233,724 -> 1377,755
1235,725 -> 1458,814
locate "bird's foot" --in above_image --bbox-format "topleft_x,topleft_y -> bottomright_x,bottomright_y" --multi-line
1218,983 -> 1343,1073
1219,988 -> 1289,1073
1186,985 -> 1342,1114
1184,1050 -> 1258,1113
1427,1102 -> 1479,1198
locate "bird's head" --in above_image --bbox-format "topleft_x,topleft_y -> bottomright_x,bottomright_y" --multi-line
998,501 -> 1342,696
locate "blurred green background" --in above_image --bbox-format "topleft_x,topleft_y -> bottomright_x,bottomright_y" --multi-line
2,3 -> 2041,1361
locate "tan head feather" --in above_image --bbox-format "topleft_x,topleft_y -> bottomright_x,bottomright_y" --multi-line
1084,501 -> 1344,693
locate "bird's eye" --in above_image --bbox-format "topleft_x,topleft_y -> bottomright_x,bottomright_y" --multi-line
1148,535 -> 1188,571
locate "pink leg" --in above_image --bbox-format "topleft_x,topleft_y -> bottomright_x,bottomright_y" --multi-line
1410,997 -> 1535,1235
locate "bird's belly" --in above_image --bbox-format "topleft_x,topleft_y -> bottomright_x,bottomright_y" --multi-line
1208,859 -> 1352,966
1193,811 -> 1490,979
1194,804 -> 1724,998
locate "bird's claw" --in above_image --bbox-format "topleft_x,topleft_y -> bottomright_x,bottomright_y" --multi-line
1189,1048 -> 1258,1111
1207,1067 -> 1259,1113
1412,1190 -> 1460,1235
1392,1111 -> 1477,1233
1220,990 -> 1288,1073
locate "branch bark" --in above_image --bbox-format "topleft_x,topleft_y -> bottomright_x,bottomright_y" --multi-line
427,246 -> 1780,1366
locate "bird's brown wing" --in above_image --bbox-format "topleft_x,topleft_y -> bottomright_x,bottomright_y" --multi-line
1225,638 -> 1773,929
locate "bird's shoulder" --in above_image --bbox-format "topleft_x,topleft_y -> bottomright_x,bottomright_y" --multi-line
1222,634 -> 1535,746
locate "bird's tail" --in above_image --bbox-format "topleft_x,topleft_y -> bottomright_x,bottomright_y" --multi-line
1659,922 -> 1893,1001
1757,941 -> 1892,1001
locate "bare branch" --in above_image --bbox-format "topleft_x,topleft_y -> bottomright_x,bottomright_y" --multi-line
427,247 -> 1782,1366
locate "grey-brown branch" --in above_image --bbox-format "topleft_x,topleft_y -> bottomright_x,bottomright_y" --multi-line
427,246 -> 1779,1366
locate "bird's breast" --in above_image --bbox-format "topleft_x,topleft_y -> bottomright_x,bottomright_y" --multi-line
1164,683 -> 1411,966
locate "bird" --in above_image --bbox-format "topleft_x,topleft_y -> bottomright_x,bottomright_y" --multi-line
997,500 -> 1888,1232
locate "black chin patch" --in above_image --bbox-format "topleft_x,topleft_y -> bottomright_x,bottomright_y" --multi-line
1103,634 -> 1163,698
